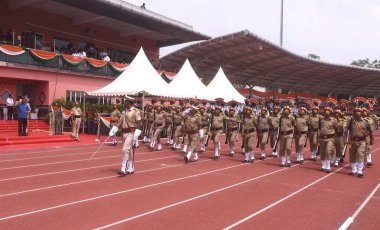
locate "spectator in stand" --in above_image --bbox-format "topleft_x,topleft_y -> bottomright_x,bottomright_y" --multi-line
88,45 -> 95,58
6,94 -> 15,120
103,54 -> 110,62
141,3 -> 146,9
100,49 -> 107,59
17,35 -> 22,46
17,97 -> 30,136
36,38 -> 43,49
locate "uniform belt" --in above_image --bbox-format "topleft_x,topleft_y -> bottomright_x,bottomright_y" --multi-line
296,130 -> 308,135
244,128 -> 255,134
155,123 -> 163,127
122,127 -> 135,133
186,129 -> 199,135
310,128 -> 318,132
175,123 -> 182,126
336,132 -> 344,137
320,134 -> 335,139
280,130 -> 293,135
201,124 -> 209,128
211,127 -> 223,131
227,127 -> 238,132
258,129 -> 269,134
351,136 -> 366,141
74,115 -> 81,118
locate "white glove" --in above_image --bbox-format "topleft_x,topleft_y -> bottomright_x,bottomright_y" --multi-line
199,128 -> 204,139
182,108 -> 191,116
109,125 -> 119,137
133,129 -> 142,147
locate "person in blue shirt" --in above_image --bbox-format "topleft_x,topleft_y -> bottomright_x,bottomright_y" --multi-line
17,97 -> 30,136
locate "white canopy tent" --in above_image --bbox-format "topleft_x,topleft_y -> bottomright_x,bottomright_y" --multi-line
87,47 -> 169,97
167,59 -> 213,100
207,67 -> 246,103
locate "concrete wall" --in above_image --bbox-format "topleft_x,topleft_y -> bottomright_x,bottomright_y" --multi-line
0,65 -> 112,106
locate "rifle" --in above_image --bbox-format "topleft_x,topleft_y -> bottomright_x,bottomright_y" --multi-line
224,117 -> 229,145
272,116 -> 283,153
240,112 -> 245,148
205,113 -> 214,147
256,115 -> 261,148
341,116 -> 353,162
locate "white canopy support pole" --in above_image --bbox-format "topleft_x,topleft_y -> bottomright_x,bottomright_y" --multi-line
82,93 -> 86,134
142,92 -> 145,113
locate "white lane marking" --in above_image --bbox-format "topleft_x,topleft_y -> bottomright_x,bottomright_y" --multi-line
93,165 -> 301,230
0,155 -> 120,171
0,156 -> 281,222
0,149 -> 119,163
0,156 -> 176,182
223,164 -> 348,230
0,160 -> 204,198
0,144 -> 103,157
338,182 -> 380,230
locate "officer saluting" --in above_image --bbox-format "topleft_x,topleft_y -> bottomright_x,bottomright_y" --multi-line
114,97 -> 142,176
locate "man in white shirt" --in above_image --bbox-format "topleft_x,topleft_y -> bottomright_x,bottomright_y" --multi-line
6,94 -> 14,120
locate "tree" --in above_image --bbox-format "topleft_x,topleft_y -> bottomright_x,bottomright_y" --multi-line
351,58 -> 380,69
308,54 -> 320,60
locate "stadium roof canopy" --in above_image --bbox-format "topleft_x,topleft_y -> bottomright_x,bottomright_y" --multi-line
160,30 -> 380,96
8,0 -> 209,47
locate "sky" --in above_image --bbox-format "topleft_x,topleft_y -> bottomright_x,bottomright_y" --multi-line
127,0 -> 380,65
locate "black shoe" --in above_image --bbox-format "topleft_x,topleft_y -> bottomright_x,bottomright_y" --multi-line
191,159 -> 198,162
320,168 -> 325,171
249,159 -> 254,163
300,160 -> 304,163
357,173 -> 364,178
22,133 -> 28,136
274,155 -> 278,158
367,162 -> 373,167
286,163 -> 291,167
295,160 -> 300,164
119,171 -> 127,177
126,171 -> 134,175
325,169 -> 331,173
349,172 -> 357,176
242,160 -> 249,163
280,164 -> 286,167
229,154 -> 234,157
312,158 -> 317,161
260,156 -> 266,160
184,156 -> 189,163
339,158 -> 344,163
118,171 -> 124,175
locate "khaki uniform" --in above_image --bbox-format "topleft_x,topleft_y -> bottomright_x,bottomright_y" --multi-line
165,111 -> 174,144
150,110 -> 166,150
333,116 -> 347,164
211,112 -> 228,157
183,112 -> 202,162
279,115 -> 295,166
71,106 -> 82,141
308,114 -> 322,159
110,109 -> 121,145
120,106 -> 141,173
348,117 -> 373,175
365,116 -> 375,166
147,111 -> 155,140
172,112 -> 183,149
242,114 -> 257,162
294,115 -> 309,162
199,111 -> 210,145
319,116 -> 338,171
226,114 -> 241,155
257,115 -> 270,157
269,113 -> 280,154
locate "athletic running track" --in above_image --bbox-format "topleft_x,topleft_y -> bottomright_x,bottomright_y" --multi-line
1,131 -> 380,230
